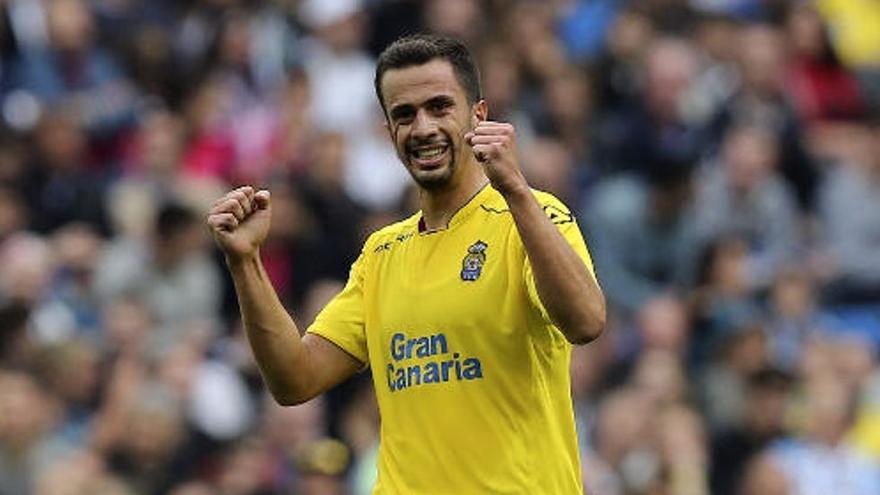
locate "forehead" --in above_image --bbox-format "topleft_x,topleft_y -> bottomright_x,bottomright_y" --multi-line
381,59 -> 467,109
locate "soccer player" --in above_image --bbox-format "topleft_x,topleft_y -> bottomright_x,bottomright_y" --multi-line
207,34 -> 606,494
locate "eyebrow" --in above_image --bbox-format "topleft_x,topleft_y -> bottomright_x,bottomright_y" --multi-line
426,95 -> 455,108
388,95 -> 456,121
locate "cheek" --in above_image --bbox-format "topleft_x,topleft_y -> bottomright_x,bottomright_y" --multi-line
391,127 -> 406,153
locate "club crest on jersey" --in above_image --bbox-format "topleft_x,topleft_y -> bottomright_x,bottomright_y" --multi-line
461,240 -> 488,281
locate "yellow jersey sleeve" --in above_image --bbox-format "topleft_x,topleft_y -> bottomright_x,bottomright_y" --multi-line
524,193 -> 596,324
306,241 -> 370,365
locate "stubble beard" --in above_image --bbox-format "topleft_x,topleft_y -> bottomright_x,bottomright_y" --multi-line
410,151 -> 456,191
404,134 -> 459,191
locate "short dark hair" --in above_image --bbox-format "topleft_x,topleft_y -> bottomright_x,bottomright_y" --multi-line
374,34 -> 482,113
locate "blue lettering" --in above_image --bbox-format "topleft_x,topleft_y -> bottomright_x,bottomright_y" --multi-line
462,358 -> 483,379
395,367 -> 406,390
441,361 -> 453,381
391,333 -> 406,361
415,337 -> 431,358
387,364 -> 396,391
407,365 -> 421,387
385,332 -> 484,392
423,362 -> 440,383
430,334 -> 448,355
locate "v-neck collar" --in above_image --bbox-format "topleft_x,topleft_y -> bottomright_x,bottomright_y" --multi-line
418,182 -> 493,235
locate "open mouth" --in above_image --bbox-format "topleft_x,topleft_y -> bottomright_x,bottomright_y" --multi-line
408,143 -> 450,169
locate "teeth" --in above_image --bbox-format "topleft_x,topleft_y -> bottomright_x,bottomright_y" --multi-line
413,146 -> 446,159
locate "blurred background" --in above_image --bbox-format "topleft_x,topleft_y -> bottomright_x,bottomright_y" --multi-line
0,0 -> 879,494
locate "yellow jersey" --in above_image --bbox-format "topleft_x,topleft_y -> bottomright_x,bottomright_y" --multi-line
307,184 -> 596,494
817,0 -> 880,69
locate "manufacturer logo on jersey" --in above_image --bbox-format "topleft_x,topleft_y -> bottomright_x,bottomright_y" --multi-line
460,240 -> 487,281
543,204 -> 574,225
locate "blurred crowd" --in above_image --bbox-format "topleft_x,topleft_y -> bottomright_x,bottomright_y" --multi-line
0,0 -> 879,494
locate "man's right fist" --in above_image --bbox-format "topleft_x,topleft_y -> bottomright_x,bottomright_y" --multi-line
207,186 -> 271,261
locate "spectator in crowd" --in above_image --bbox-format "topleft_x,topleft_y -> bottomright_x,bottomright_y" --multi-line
0,185 -> 29,239
533,68 -> 595,181
739,452 -> 789,495
0,370 -> 69,495
34,449 -> 134,495
687,12 -> 739,125
103,382 -> 192,494
709,23 -> 818,208
592,7 -> 655,112
593,36 -> 704,176
785,3 -> 865,125
22,111 -> 110,235
94,201 -> 222,352
767,375 -> 880,495
817,116 -> 880,304
692,123 -> 800,290
0,302 -> 32,369
299,0 -> 410,212
8,0 -> 137,137
584,157 -> 699,312
32,338 -> 101,447
710,367 -> 791,495
764,269 -> 826,372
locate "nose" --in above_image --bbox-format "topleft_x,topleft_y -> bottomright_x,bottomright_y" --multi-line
411,109 -> 437,139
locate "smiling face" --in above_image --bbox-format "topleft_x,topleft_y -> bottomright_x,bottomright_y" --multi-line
380,59 -> 485,191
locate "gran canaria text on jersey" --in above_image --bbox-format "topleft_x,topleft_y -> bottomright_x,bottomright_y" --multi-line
386,332 -> 483,392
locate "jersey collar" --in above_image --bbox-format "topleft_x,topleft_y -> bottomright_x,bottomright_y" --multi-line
418,182 -> 493,234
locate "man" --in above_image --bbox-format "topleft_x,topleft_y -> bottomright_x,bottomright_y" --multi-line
207,34 -> 605,494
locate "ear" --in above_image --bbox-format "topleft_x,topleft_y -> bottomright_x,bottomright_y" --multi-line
471,100 -> 488,127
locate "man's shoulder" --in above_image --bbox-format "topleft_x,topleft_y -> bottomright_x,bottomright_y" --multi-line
529,188 -> 576,226
362,212 -> 421,254
477,187 -> 574,218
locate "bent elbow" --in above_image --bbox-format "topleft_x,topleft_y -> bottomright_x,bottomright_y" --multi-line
268,385 -> 316,407
566,320 -> 605,345
565,303 -> 607,346
273,394 -> 306,407
272,392 -> 314,407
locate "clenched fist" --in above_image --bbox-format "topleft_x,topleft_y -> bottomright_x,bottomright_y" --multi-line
464,121 -> 529,198
207,186 -> 271,262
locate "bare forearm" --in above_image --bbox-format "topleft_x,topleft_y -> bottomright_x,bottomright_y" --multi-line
466,120 -> 605,342
227,254 -> 317,404
504,189 -> 606,344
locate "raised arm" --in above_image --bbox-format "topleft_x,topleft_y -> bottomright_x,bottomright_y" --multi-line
467,123 -> 606,344
207,186 -> 363,405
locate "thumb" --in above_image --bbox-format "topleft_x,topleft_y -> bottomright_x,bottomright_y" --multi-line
254,190 -> 271,210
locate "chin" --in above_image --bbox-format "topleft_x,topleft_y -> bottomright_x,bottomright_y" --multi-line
409,158 -> 456,190
411,168 -> 453,190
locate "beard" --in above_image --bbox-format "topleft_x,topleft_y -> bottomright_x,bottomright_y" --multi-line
401,133 -> 459,191
408,152 -> 457,190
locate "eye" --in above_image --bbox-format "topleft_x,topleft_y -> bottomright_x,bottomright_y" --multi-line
390,107 -> 415,125
428,99 -> 453,114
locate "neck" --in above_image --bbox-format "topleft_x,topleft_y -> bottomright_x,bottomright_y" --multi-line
419,161 -> 487,231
